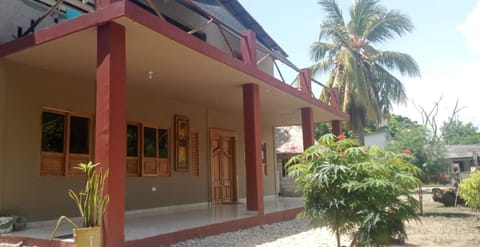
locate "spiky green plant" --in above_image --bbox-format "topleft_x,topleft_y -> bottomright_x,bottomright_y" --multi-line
50,162 -> 109,239
288,134 -> 421,247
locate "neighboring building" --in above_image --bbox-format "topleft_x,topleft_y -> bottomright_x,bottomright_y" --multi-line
445,145 -> 480,176
0,0 -> 347,246
364,130 -> 391,148
275,126 -> 304,197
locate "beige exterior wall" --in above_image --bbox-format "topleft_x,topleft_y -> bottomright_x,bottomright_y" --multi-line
261,126 -> 277,196
0,61 -> 277,220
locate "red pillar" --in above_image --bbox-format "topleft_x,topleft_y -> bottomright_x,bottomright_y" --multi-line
331,120 -> 341,136
241,30 -> 257,66
96,0 -> 122,9
96,22 -> 126,247
299,68 -> 312,96
242,83 -> 264,215
301,108 -> 315,149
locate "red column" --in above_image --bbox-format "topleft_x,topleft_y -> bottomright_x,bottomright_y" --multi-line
331,120 -> 341,136
96,0 -> 122,9
301,108 -> 315,149
242,83 -> 264,215
241,30 -> 257,66
299,68 -> 312,96
96,22 -> 126,247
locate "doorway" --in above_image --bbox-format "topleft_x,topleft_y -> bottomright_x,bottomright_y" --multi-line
210,128 -> 237,204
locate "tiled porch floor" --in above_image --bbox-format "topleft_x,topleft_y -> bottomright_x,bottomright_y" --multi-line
4,196 -> 303,243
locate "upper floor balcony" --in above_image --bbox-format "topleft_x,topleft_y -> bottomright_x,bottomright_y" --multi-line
0,0 -> 345,123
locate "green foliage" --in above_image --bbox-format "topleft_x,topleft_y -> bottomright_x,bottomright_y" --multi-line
387,115 -> 448,182
289,134 -> 421,247
441,120 -> 480,145
50,162 -> 109,239
459,171 -> 480,210
312,0 -> 420,143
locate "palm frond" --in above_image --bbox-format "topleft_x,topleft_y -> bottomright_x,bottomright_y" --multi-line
310,41 -> 338,62
373,51 -> 420,77
318,0 -> 345,25
364,9 -> 414,44
349,0 -> 382,36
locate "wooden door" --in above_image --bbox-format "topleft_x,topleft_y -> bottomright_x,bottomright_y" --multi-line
210,129 -> 236,204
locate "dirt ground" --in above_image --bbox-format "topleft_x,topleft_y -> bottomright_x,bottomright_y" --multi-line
391,188 -> 480,247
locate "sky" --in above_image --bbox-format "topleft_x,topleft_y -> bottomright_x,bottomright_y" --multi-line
238,0 -> 480,128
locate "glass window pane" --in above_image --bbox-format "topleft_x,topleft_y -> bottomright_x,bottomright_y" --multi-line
158,129 -> 168,158
69,116 -> 90,154
41,112 -> 65,152
127,124 -> 139,157
144,127 -> 157,158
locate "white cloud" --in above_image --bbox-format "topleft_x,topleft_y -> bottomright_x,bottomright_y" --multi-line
459,1 -> 480,54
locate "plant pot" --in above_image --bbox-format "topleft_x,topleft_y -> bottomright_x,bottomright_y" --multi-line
73,226 -> 102,247
0,217 -> 13,233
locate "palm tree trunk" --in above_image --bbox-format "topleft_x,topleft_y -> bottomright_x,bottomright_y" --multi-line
336,230 -> 341,247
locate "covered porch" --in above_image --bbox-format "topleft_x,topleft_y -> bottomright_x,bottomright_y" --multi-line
0,1 -> 347,246
2,196 -> 303,246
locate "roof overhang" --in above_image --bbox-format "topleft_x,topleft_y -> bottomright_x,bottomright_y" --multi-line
0,1 -> 348,126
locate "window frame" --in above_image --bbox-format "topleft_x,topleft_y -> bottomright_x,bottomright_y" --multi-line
127,122 -> 171,177
40,108 -> 93,176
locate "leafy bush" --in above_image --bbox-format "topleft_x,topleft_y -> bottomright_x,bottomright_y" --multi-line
459,171 -> 480,210
288,134 -> 421,247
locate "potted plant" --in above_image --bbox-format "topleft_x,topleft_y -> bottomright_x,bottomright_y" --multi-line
50,162 -> 109,247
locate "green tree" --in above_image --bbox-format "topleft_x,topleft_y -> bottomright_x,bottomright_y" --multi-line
312,0 -> 420,144
289,134 -> 421,247
459,171 -> 480,211
387,115 -> 447,182
441,120 -> 480,145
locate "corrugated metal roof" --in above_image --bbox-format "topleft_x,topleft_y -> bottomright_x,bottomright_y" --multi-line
217,0 -> 288,57
445,145 -> 480,159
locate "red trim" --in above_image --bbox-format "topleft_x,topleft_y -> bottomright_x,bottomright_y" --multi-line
242,83 -> 264,214
95,22 -> 127,247
97,0 -> 124,9
301,108 -> 315,149
240,30 -> 257,66
0,208 -> 302,247
122,1 -> 349,120
125,207 -> 302,247
0,236 -> 74,247
300,68 -> 312,96
0,1 -> 347,120
332,120 -> 341,136
0,1 -> 126,58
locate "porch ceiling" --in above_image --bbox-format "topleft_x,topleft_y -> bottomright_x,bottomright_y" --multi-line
3,16 -> 346,126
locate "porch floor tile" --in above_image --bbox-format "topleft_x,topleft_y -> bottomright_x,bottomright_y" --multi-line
4,196 -> 303,242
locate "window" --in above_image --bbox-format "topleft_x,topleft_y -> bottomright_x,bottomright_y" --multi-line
40,109 -> 92,176
261,143 -> 267,176
126,123 -> 171,177
143,125 -> 171,176
126,123 -> 141,176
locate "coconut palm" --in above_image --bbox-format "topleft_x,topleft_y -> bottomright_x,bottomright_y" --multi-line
313,0 -> 420,144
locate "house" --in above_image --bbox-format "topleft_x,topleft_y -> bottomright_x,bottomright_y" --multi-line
364,130 -> 391,148
0,0 -> 348,246
445,145 -> 480,177
274,125 -> 307,197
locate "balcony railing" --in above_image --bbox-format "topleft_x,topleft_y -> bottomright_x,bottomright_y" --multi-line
16,0 -> 340,109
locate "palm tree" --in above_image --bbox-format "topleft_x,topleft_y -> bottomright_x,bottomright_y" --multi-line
313,0 -> 420,144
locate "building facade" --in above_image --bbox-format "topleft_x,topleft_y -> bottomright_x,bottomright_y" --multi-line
0,0 -> 347,246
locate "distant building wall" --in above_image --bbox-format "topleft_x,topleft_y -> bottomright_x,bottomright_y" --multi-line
364,131 -> 390,148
